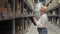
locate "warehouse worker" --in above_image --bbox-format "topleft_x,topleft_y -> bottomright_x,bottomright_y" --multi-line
33,6 -> 48,34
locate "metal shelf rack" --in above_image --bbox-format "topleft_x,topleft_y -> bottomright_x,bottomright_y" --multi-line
0,0 -> 35,34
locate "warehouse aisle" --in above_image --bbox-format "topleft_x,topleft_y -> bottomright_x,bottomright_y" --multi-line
26,23 -> 38,34
47,23 -> 60,34
26,22 -> 60,34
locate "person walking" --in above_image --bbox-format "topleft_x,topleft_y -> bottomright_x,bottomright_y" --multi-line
33,6 -> 49,34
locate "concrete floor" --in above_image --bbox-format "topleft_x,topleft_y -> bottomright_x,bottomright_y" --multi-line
26,22 -> 60,34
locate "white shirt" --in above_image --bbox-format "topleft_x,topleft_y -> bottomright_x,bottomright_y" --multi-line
36,13 -> 48,28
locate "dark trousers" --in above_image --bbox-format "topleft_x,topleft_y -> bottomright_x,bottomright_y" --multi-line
37,28 -> 47,34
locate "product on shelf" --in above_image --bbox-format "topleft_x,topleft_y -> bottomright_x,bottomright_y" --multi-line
0,0 -> 12,19
16,8 -> 21,16
15,19 -> 22,34
23,9 -> 28,16
15,0 -> 21,17
7,3 -> 11,12
24,19 -> 28,33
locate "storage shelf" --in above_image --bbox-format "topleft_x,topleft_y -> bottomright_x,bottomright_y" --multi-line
48,15 -> 60,18
0,0 -> 35,21
0,14 -> 34,21
15,14 -> 34,18
48,6 -> 60,12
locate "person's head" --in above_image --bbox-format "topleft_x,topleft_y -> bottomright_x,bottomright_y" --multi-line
40,6 -> 47,14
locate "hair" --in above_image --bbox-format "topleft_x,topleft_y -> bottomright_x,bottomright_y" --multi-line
40,6 -> 47,13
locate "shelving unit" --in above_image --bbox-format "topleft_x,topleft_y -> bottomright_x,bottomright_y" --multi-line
0,0 -> 35,34
44,0 -> 60,28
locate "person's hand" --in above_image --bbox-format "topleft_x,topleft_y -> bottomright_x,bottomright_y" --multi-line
33,17 -> 37,23
33,17 -> 36,20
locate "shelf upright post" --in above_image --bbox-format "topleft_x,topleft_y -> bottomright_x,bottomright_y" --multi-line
21,0 -> 24,34
12,0 -> 15,34
21,0 -> 24,14
58,8 -> 60,28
